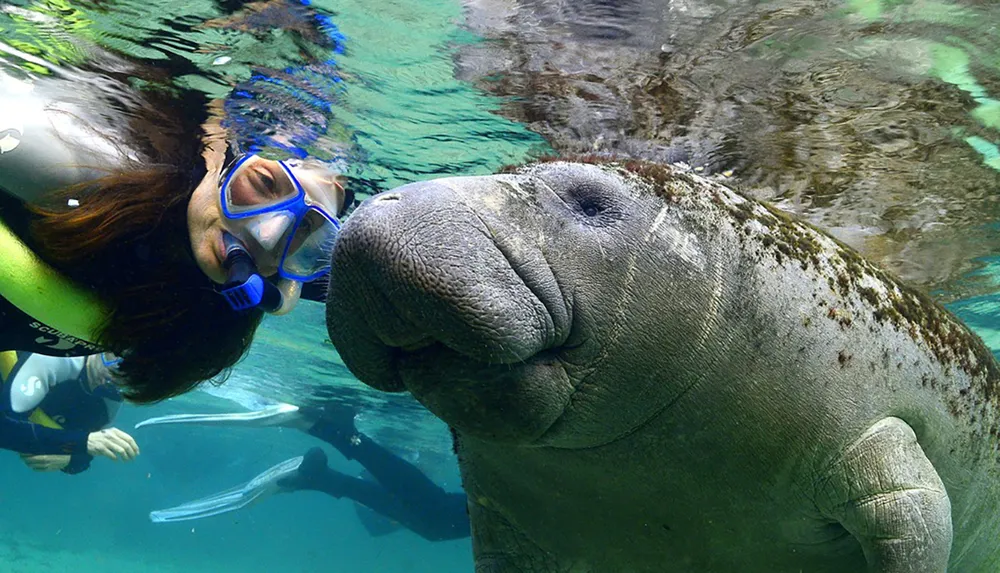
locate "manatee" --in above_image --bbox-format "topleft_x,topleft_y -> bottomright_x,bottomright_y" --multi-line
324,157 -> 1000,572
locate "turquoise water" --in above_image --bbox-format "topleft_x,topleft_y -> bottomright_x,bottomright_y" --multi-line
0,398 -> 470,572
460,0 -> 1000,301
0,0 -> 544,570
1,0 -> 1000,571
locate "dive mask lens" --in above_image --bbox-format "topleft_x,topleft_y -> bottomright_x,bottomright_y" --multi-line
221,155 -> 301,216
279,207 -> 341,279
219,153 -> 344,281
247,211 -> 297,253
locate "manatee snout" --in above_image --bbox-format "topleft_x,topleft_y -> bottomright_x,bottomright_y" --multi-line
325,177 -> 574,442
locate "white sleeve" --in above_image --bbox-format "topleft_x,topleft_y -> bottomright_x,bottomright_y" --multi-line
0,69 -> 133,202
8,355 -> 86,413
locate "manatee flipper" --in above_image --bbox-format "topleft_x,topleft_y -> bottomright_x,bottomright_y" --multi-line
469,496 -> 568,573
817,417 -> 952,573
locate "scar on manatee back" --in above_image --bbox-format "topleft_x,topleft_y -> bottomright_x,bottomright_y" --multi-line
498,153 -> 1000,412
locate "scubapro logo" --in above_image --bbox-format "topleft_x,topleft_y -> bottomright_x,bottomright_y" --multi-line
0,120 -> 22,154
34,336 -> 77,351
28,322 -> 101,352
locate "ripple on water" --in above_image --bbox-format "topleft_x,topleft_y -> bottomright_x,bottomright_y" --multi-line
459,0 -> 1000,301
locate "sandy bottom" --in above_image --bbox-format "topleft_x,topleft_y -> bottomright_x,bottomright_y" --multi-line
0,542 -> 205,573
0,541 -> 462,573
0,534 -> 470,573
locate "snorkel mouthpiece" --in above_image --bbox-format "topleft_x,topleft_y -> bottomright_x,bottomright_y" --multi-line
220,232 -> 283,313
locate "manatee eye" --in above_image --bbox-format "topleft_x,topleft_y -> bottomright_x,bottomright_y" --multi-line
544,176 -> 621,226
568,186 -> 618,225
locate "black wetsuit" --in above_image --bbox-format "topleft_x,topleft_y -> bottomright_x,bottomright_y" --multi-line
0,60 -> 125,358
295,416 -> 471,542
0,171 -> 105,358
0,298 -> 104,357
0,351 -> 122,474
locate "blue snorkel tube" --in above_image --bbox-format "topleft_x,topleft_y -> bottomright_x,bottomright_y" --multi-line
219,232 -> 284,313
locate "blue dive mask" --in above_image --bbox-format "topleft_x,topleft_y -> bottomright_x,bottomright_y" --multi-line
218,153 -> 343,282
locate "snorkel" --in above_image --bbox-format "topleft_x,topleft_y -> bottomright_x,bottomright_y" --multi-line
219,232 -> 284,313
219,232 -> 303,315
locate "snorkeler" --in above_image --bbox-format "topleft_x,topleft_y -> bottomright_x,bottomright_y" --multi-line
0,351 -> 137,474
138,403 -> 471,542
0,0 -> 352,404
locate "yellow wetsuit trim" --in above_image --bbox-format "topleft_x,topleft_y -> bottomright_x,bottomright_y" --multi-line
28,408 -> 63,430
0,350 -> 16,382
0,218 -> 108,344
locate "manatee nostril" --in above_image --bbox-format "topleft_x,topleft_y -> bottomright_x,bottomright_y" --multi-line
373,193 -> 402,203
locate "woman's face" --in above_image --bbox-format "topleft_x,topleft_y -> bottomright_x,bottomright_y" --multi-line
186,149 -> 346,284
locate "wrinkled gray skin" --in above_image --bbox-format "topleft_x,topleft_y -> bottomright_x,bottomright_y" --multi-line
325,159 -> 1000,572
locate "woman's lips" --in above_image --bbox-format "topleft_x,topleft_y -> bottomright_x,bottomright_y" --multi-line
213,231 -> 228,284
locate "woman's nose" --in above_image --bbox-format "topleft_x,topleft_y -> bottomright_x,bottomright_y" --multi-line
247,212 -> 295,251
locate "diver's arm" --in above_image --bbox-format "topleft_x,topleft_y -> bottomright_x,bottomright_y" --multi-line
8,353 -> 85,413
55,428 -> 138,475
60,453 -> 92,474
77,355 -> 138,464
63,355 -> 125,474
7,354 -> 89,468
20,453 -> 72,472
1,354 -> 90,455
0,410 -> 89,455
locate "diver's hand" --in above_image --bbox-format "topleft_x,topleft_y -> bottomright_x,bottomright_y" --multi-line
87,428 -> 140,461
19,454 -> 71,472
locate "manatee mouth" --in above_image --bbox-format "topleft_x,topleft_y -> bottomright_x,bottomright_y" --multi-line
326,181 -> 573,399
380,212 -> 572,369
353,209 -> 578,446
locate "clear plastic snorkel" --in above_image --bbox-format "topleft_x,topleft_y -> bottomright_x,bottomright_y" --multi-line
216,152 -> 343,315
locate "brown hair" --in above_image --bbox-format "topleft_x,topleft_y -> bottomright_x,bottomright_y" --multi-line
27,163 -> 264,403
